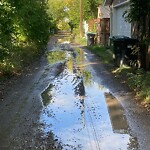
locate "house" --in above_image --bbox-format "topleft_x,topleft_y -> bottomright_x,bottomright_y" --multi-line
96,5 -> 110,45
104,0 -> 150,70
97,5 -> 110,19
104,0 -> 131,37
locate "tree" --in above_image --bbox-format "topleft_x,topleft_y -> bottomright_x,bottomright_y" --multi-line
124,0 -> 150,41
84,0 -> 102,19
47,0 -> 103,30
10,0 -> 50,47
124,0 -> 150,70
0,0 -> 51,75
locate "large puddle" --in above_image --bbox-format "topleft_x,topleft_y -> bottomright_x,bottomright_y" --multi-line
40,45 -> 139,150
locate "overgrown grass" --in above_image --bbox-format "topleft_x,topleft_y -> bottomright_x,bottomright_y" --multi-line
88,45 -> 113,64
72,34 -> 86,46
128,69 -> 150,102
75,36 -> 87,46
112,65 -> 150,103
0,44 -> 44,79
113,66 -> 150,104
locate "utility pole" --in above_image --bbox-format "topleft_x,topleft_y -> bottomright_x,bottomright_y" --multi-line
80,0 -> 83,37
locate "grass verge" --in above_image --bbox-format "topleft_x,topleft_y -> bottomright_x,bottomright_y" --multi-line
88,45 -> 113,64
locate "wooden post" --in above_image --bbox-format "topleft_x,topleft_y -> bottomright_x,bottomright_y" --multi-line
80,0 -> 83,37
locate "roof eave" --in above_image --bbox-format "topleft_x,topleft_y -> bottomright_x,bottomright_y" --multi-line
104,0 -> 113,6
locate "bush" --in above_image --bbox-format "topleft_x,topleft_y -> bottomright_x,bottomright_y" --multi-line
128,69 -> 150,102
0,0 -> 51,77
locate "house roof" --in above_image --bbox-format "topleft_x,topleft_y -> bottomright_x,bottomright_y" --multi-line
104,0 -> 129,6
98,5 -> 110,18
104,0 -> 113,6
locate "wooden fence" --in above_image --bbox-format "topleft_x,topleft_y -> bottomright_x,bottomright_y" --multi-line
96,18 -> 110,46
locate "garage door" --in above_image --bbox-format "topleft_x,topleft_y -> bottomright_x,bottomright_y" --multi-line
115,4 -> 131,37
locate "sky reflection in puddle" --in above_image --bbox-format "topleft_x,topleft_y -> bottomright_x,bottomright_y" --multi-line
40,49 -> 139,150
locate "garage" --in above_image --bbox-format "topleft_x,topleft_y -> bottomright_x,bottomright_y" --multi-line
112,2 -> 131,37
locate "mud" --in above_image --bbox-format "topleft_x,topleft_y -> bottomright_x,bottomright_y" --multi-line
0,32 -> 150,150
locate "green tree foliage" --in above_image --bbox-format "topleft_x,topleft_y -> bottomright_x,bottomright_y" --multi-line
0,2 -> 14,59
85,0 -> 102,19
124,0 -> 150,41
0,0 -> 51,75
124,0 -> 150,71
47,0 -> 102,30
124,0 -> 150,22
65,0 -> 80,27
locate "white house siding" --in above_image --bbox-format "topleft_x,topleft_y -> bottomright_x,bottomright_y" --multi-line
112,3 -> 131,37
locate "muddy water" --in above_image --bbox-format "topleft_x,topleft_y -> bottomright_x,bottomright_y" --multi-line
40,46 -> 139,150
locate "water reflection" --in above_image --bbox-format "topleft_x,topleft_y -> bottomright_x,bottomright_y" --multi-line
41,84 -> 54,106
40,47 -> 139,150
47,51 -> 66,64
105,93 -> 129,134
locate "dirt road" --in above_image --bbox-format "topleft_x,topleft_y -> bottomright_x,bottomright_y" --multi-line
0,32 -> 150,150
